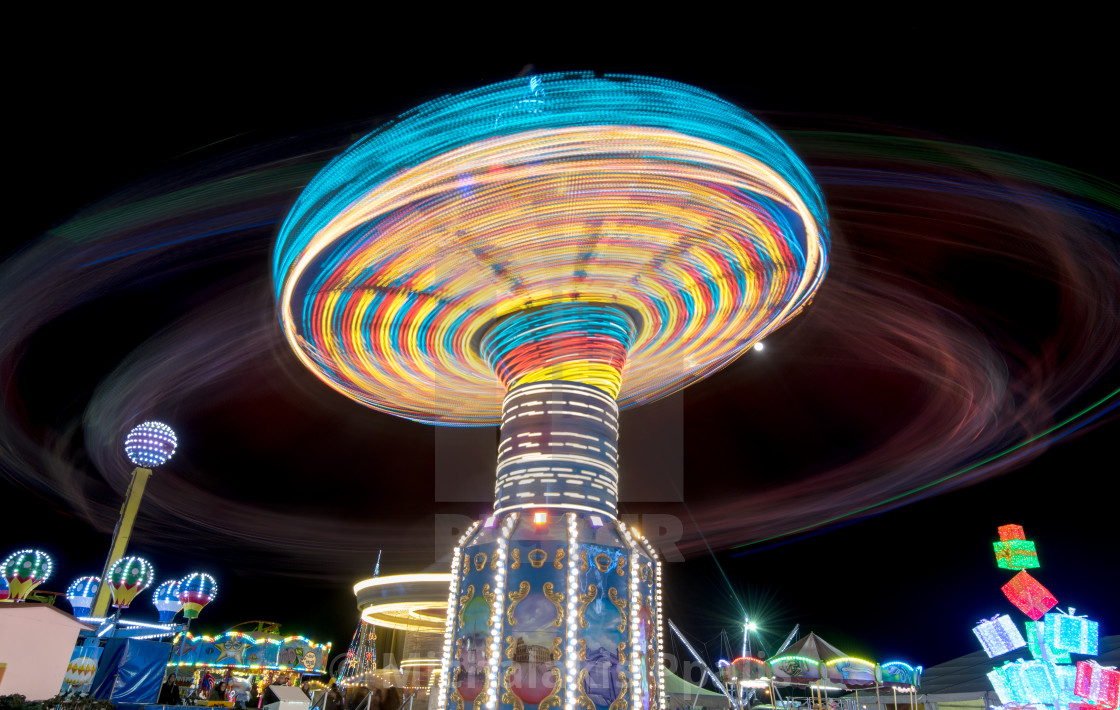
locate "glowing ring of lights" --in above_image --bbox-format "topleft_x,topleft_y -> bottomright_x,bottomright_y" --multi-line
274,72 -> 829,423
353,573 -> 452,632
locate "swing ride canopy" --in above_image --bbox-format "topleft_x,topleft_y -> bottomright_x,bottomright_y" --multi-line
272,71 -> 830,424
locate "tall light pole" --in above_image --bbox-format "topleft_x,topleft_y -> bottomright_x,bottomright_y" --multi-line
90,422 -> 177,618
742,617 -> 758,710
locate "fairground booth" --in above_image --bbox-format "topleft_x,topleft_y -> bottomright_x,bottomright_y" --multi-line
170,621 -> 331,701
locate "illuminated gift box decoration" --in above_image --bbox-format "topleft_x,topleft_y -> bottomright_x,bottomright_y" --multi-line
1025,621 -> 1071,664
998,524 -> 1027,541
1075,660 -> 1120,709
1053,662 -> 1084,710
994,539 -> 1040,570
993,525 -> 1039,569
987,668 -> 1014,704
1069,703 -> 1098,710
1044,608 -> 1099,656
974,614 -> 1028,657
1002,570 -> 1058,620
997,659 -> 1060,705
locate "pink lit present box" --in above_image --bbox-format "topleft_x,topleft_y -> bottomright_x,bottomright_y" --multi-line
1075,660 -> 1119,709
1002,570 -> 1058,620
974,614 -> 1027,657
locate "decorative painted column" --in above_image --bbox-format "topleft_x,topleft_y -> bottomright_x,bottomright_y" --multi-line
439,303 -> 665,710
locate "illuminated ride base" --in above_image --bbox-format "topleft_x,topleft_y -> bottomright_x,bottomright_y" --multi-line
274,73 -> 830,710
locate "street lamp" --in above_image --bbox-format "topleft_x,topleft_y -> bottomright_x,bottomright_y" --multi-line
740,617 -> 759,710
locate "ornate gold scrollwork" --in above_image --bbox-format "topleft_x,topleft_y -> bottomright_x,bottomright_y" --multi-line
506,581 -> 530,626
552,637 -> 563,661
449,671 -> 465,710
502,664 -> 524,710
482,584 -> 496,627
617,555 -> 627,577
457,584 -> 475,629
528,548 -> 547,568
554,548 -> 566,569
607,671 -> 629,710
505,636 -> 516,661
510,547 -> 521,570
542,581 -> 565,627
640,563 -> 652,583
577,583 -> 597,629
472,674 -> 490,710
594,553 -> 612,573
462,555 -> 470,575
608,587 -> 627,633
474,552 -> 487,571
618,640 -> 626,665
579,549 -> 589,571
575,669 -> 597,710
578,639 -> 587,661
537,667 -> 564,710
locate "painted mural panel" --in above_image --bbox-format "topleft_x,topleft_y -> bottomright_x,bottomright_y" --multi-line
579,542 -> 628,710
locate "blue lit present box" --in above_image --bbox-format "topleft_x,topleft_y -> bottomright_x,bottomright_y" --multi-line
987,667 -> 1014,703
1025,620 -> 1071,664
1052,662 -> 1084,710
974,614 -> 1028,657
1044,608 -> 1099,656
995,659 -> 1060,705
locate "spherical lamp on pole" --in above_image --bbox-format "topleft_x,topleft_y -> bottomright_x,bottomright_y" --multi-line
123,421 -> 178,468
66,576 -> 101,617
90,421 -> 177,618
1,549 -> 54,602
153,579 -> 184,623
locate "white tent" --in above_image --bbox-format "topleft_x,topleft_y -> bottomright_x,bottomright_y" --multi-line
665,666 -> 732,710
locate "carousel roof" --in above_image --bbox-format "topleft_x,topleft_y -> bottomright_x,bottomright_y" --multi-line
779,632 -> 851,663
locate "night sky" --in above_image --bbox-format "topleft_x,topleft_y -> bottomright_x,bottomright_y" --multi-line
4,23 -> 1117,677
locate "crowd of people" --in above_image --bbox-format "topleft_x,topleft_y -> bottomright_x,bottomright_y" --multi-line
156,669 -> 404,710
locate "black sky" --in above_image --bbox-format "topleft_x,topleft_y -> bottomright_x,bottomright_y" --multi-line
4,21 -> 1117,674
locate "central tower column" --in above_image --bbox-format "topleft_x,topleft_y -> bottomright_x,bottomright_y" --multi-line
483,302 -> 635,518
437,302 -> 665,710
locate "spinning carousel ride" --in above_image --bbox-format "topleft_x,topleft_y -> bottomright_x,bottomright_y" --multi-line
274,72 -> 829,710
